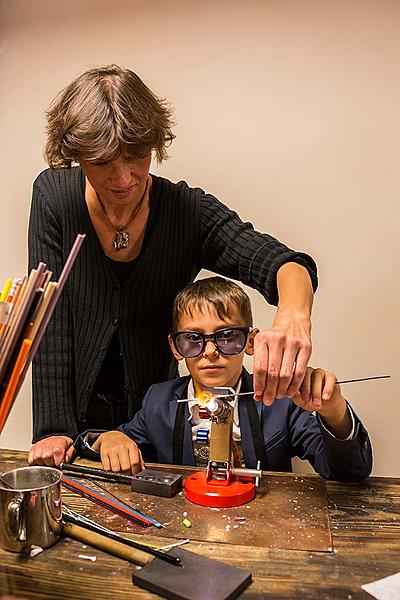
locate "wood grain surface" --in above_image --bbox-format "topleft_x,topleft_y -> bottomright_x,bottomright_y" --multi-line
0,449 -> 399,599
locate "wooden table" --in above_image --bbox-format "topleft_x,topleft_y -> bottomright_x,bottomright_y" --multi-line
0,449 -> 399,599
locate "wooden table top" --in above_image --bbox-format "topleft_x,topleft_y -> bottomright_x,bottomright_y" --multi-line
0,449 -> 399,599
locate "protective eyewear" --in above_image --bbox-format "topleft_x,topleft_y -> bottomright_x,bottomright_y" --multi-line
171,327 -> 251,358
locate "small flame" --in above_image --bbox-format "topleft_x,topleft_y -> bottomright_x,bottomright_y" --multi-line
198,390 -> 212,405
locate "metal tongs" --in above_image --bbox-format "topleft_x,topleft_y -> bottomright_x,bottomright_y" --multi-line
62,505 -> 180,565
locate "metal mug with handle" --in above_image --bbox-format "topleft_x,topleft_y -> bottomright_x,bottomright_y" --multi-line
0,466 -> 62,553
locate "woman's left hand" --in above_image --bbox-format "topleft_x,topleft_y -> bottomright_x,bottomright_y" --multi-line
252,311 -> 312,405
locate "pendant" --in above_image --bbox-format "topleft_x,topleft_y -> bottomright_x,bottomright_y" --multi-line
113,228 -> 129,251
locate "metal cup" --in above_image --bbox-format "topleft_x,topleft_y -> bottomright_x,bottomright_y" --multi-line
0,466 -> 62,553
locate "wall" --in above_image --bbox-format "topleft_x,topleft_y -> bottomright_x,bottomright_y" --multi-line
0,0 -> 398,475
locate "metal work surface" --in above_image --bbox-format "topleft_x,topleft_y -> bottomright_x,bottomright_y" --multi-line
63,466 -> 332,552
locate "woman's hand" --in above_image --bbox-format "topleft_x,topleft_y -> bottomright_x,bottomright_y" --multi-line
292,367 -> 352,439
28,436 -> 75,467
92,431 -> 144,475
253,312 -> 312,405
253,262 -> 314,405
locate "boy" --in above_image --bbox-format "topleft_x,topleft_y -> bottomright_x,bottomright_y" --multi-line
92,277 -> 372,481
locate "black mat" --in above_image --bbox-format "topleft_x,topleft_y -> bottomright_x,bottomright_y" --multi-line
133,546 -> 252,600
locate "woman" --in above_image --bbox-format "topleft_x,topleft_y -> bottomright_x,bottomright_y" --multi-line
28,65 -> 317,467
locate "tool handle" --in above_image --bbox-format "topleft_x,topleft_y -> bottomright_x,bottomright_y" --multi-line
62,522 -> 152,566
61,463 -> 133,484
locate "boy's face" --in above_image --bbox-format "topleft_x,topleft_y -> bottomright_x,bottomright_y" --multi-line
169,303 -> 257,390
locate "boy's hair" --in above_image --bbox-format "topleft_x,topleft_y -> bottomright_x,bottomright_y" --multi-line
45,64 -> 175,168
172,277 -> 253,330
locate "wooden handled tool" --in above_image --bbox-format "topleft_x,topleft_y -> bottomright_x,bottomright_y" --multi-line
62,508 -> 176,563
62,522 -> 151,565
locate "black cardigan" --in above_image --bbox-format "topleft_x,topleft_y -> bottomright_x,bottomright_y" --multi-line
28,168 -> 318,441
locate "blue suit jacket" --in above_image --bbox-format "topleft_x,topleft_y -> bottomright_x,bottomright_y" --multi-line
118,370 -> 372,482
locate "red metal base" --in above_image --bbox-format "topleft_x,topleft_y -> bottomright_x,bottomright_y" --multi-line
184,471 -> 255,507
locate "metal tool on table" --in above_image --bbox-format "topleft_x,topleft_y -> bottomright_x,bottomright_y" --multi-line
131,469 -> 182,497
62,506 -> 178,564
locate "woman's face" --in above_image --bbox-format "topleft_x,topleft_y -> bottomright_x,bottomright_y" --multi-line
80,154 -> 152,207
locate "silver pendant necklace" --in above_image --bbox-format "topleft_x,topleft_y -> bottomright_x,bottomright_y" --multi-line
96,179 -> 149,251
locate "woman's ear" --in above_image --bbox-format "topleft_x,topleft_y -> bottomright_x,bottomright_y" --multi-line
168,334 -> 184,362
245,328 -> 259,356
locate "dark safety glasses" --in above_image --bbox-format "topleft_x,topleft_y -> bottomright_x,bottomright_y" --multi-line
171,327 -> 251,358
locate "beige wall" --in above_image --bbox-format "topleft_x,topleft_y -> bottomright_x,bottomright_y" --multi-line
0,0 -> 398,476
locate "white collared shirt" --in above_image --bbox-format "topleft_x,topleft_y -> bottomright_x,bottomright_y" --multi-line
317,401 -> 357,441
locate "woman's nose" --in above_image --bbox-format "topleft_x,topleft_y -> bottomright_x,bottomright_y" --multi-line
110,163 -> 132,187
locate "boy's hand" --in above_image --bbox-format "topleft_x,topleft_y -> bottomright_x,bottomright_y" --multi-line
28,436 -> 75,467
92,431 -> 145,474
292,367 -> 353,439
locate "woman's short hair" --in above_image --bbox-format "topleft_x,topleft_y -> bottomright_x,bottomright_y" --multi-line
45,64 -> 175,168
172,277 -> 253,330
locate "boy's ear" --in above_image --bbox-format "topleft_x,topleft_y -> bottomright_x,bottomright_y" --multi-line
245,328 -> 259,356
168,334 -> 184,362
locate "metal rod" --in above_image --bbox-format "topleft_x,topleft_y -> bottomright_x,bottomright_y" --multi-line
231,467 -> 262,479
177,375 -> 391,403
62,508 -> 181,566
335,375 -> 391,384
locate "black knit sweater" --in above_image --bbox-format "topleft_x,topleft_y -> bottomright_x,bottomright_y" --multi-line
28,167 -> 318,442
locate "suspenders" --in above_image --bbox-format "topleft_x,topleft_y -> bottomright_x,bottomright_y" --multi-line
172,400 -> 186,465
246,398 -> 269,470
